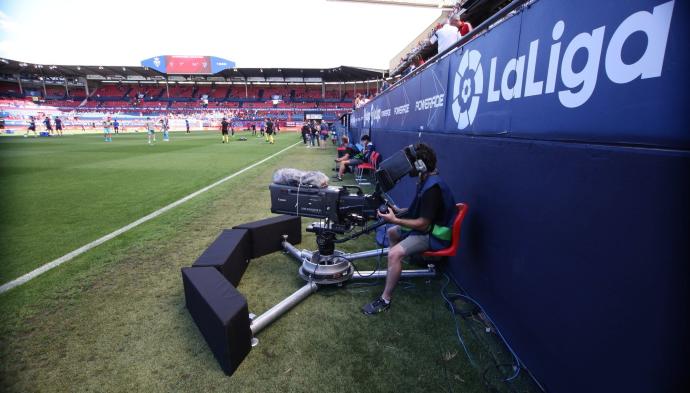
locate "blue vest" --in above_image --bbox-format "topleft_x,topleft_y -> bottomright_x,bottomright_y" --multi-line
405,174 -> 456,251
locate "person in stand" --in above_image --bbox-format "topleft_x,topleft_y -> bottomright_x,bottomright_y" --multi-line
43,116 -> 53,135
102,116 -> 113,142
54,116 -> 63,136
146,117 -> 156,144
113,118 -> 120,134
265,117 -> 275,144
220,117 -> 230,143
430,16 -> 462,54
185,118 -> 190,133
362,143 -> 457,315
458,18 -> 473,36
25,116 -> 38,137
333,134 -> 374,181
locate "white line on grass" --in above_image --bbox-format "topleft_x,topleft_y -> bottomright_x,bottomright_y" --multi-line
0,141 -> 301,294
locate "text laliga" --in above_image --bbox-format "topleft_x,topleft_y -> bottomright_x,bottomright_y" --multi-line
485,0 -> 674,108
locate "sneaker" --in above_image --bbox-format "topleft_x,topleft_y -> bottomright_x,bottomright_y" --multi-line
332,176 -> 343,182
362,297 -> 390,315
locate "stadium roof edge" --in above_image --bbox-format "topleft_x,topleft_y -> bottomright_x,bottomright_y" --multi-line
0,58 -> 387,83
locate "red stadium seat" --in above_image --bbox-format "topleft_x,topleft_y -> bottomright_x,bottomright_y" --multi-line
422,203 -> 469,258
355,151 -> 380,184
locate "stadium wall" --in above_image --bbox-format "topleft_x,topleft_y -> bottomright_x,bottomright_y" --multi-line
350,0 -> 689,392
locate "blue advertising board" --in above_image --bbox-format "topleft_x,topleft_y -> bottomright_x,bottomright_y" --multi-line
351,1 -> 690,392
355,0 -> 689,149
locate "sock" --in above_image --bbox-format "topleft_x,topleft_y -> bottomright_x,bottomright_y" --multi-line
381,297 -> 391,304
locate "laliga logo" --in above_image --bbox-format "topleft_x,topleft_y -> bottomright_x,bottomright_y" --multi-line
451,0 -> 675,130
451,50 -> 483,129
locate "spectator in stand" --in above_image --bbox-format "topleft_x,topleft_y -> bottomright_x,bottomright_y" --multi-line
55,116 -> 63,136
380,80 -> 390,93
354,93 -> 362,109
459,18 -> 473,36
430,16 -> 462,54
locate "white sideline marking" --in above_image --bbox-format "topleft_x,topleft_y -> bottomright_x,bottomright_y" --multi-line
0,141 -> 301,294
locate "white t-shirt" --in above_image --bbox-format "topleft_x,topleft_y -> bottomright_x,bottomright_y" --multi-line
430,23 -> 461,54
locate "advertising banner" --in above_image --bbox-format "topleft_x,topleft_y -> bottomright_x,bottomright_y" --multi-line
354,0 -> 689,149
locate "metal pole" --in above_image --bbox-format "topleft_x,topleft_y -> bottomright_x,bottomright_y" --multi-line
16,74 -> 22,95
282,241 -> 312,262
250,282 -> 318,335
351,267 -> 436,280
343,248 -> 388,261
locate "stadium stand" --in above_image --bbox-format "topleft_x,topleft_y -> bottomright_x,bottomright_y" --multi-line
0,63 -> 381,126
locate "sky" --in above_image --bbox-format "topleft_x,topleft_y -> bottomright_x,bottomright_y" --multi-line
0,0 -> 442,70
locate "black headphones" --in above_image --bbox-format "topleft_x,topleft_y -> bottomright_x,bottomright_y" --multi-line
407,144 -> 427,176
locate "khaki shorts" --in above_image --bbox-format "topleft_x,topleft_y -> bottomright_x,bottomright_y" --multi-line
394,227 -> 430,256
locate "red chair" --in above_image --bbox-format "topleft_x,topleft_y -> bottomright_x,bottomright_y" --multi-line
355,151 -> 380,184
423,203 -> 469,257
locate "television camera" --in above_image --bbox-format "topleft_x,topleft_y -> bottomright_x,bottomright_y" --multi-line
269,145 -> 435,285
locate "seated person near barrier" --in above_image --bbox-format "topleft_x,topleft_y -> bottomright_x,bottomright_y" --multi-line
333,134 -> 374,181
362,143 -> 456,315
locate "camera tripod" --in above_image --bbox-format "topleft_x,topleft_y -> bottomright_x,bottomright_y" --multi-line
248,221 -> 438,343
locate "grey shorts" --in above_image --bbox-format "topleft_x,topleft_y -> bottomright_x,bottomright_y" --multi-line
348,158 -> 363,166
394,227 -> 430,256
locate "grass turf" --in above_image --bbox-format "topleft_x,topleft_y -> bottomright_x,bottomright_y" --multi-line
0,132 -> 540,392
0,130 -> 292,283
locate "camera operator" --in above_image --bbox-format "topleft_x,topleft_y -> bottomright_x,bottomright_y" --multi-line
362,143 -> 456,315
333,134 -> 374,182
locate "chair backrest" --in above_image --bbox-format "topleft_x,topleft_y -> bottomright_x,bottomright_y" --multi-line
371,151 -> 380,168
423,202 -> 469,257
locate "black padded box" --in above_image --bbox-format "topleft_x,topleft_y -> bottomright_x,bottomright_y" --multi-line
181,267 -> 252,376
233,215 -> 301,258
193,229 -> 251,287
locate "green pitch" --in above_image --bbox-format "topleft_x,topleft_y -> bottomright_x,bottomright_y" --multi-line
0,130 -> 290,283
0,131 -> 540,392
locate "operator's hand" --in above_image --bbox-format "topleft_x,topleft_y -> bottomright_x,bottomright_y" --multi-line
377,207 -> 397,224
